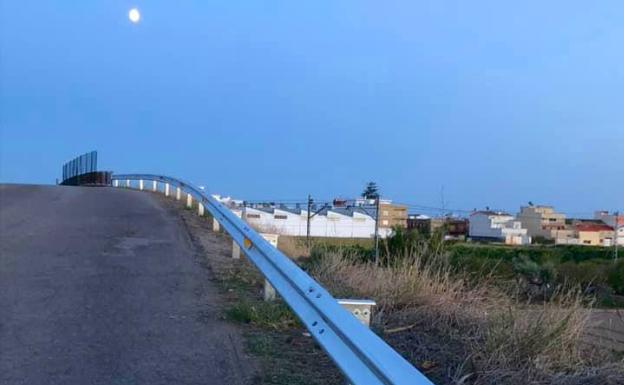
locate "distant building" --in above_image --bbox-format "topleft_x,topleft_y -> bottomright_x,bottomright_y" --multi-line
575,223 -> 615,247
213,194 -> 244,208
594,211 -> 624,246
469,211 -> 531,245
378,203 -> 408,230
445,218 -> 469,239
242,206 -> 391,239
409,215 -> 468,240
517,205 -> 566,240
407,214 -> 431,234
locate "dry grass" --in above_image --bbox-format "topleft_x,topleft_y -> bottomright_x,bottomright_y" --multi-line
306,251 -> 624,385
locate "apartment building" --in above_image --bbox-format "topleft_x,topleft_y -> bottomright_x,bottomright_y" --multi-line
469,211 -> 531,245
378,203 -> 408,230
517,205 -> 566,240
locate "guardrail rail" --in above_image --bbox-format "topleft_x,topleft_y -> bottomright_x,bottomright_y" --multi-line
112,173 -> 435,385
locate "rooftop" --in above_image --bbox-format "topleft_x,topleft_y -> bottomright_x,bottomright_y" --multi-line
575,223 -> 614,232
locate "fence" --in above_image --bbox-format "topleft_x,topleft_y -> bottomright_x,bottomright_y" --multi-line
111,173 -> 435,385
61,151 -> 111,186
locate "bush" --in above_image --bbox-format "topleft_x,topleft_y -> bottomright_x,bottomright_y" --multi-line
607,260 -> 624,294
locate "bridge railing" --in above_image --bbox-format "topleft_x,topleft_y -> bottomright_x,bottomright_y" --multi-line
111,173 -> 434,385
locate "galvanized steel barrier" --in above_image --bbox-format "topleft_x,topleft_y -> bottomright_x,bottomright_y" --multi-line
112,173 -> 435,385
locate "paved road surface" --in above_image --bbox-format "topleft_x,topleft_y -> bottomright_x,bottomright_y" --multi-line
0,184 -> 253,385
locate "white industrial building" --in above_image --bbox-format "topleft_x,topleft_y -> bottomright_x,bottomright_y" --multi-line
469,211 -> 531,245
242,206 -> 391,238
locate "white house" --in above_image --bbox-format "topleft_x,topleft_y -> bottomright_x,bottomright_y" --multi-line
595,211 -> 624,246
242,206 -> 391,238
469,211 -> 531,245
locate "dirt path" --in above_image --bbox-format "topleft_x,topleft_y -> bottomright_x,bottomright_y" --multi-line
587,309 -> 624,351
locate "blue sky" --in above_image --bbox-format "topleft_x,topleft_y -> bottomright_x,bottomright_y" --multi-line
1,1 -> 622,216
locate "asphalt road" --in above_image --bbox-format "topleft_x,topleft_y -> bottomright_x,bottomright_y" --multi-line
0,184 -> 253,385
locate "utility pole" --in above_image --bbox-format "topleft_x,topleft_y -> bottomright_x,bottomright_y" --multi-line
306,195 -> 329,249
374,196 -> 380,265
307,194 -> 312,247
615,211 -> 620,263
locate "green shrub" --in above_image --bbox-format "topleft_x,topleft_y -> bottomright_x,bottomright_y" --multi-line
607,260 -> 624,294
225,300 -> 299,329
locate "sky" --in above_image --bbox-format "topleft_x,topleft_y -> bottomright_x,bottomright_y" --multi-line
1,1 -> 622,216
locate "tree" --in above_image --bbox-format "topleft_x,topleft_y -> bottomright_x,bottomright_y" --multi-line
362,181 -> 380,199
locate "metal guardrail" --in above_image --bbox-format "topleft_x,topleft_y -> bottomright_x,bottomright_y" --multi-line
111,173 -> 435,385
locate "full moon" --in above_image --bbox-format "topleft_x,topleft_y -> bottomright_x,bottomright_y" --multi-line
128,8 -> 140,23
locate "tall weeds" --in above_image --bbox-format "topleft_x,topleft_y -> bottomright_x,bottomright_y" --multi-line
306,245 -> 623,384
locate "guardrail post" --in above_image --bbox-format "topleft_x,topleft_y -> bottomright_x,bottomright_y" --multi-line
212,218 -> 221,232
139,179 -> 144,191
152,180 -> 157,192
230,210 -> 244,259
263,280 -> 277,301
186,193 -> 192,208
176,187 -> 181,201
165,183 -> 170,197
260,233 -> 279,301
232,241 -> 240,259
198,202 -> 204,216
125,179 -> 130,188
113,180 -> 119,187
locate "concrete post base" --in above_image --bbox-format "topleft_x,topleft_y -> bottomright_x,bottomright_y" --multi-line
232,241 -> 240,259
263,279 -> 276,301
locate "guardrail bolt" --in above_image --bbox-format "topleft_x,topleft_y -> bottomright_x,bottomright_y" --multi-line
337,299 -> 376,328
